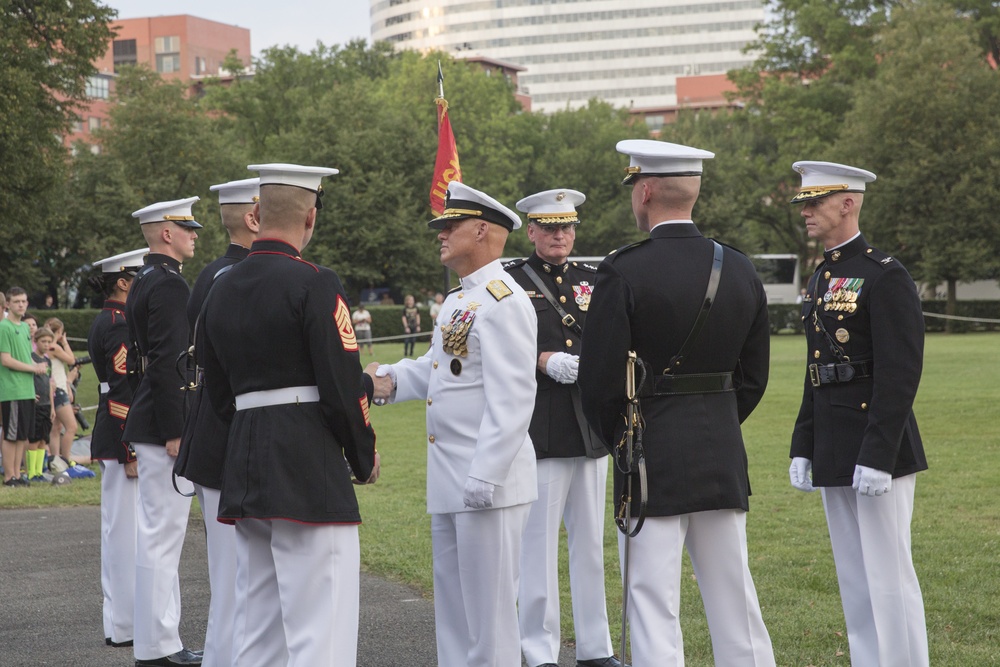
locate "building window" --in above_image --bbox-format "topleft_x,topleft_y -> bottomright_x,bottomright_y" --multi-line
72,119 -> 84,133
155,36 -> 181,73
113,38 -> 137,72
85,75 -> 110,99
88,116 -> 101,132
156,54 -> 181,73
154,36 -> 180,54
194,56 -> 208,75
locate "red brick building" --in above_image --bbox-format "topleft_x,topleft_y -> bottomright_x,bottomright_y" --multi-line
65,15 -> 251,151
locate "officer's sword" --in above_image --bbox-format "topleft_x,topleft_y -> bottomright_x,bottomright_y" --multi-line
615,351 -> 647,663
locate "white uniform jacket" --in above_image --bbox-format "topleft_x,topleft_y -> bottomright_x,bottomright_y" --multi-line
391,259 -> 539,514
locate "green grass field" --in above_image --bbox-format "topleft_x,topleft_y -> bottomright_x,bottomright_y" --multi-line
4,334 -> 998,665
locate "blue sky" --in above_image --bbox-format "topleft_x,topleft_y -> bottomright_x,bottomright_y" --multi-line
105,0 -> 372,57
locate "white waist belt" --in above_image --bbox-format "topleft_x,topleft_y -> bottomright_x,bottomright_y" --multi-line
235,385 -> 320,411
99,382 -> 110,394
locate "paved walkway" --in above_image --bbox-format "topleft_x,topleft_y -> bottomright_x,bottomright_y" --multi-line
0,506 -> 582,666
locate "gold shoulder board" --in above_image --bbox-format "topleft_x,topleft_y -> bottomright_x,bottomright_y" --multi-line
487,279 -> 513,301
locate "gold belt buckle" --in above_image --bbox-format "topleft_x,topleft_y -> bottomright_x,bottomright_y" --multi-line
808,363 -> 821,387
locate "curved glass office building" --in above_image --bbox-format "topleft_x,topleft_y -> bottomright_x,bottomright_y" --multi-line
370,0 -> 765,113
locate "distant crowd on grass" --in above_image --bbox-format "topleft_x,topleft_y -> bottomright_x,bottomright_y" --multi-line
0,288 -> 95,488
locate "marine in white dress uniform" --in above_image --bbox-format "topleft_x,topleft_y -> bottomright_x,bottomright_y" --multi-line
578,141 -> 775,667
174,177 -> 259,667
788,161 -> 928,667
124,197 -> 203,667
201,164 -> 379,667
504,189 -> 620,667
372,182 -> 538,667
87,247 -> 147,650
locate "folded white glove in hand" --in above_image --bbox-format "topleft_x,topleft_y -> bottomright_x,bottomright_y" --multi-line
789,457 -> 815,492
545,352 -> 579,384
853,465 -> 892,497
463,476 -> 495,509
372,365 -> 397,406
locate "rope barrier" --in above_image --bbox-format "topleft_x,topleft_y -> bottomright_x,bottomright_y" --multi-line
921,312 -> 1000,324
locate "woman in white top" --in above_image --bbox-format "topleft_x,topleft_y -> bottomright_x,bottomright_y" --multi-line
44,318 -> 79,467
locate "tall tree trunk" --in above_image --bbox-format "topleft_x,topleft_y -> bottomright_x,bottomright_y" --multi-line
946,278 -> 957,334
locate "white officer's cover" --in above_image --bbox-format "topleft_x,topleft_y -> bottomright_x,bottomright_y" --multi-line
616,139 -> 715,184
791,160 -> 877,203
132,196 -> 202,228
248,163 -> 339,193
210,177 -> 261,205
93,247 -> 149,273
429,181 -> 522,231
516,188 -> 586,225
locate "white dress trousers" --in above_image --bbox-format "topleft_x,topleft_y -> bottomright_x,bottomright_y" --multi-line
433,504 -> 531,667
821,474 -> 928,667
133,443 -> 193,660
519,456 -> 614,665
100,460 -> 138,645
195,484 -> 237,667
231,518 -> 359,667
621,510 -> 775,667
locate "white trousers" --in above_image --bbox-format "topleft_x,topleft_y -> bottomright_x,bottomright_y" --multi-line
232,518 -> 360,667
821,474 -> 928,667
195,485 -> 237,667
133,443 -> 193,660
620,510 -> 775,667
519,456 -> 613,665
100,460 -> 138,644
433,504 -> 531,667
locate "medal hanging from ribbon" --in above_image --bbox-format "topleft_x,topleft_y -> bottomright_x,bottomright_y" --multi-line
824,277 -> 864,313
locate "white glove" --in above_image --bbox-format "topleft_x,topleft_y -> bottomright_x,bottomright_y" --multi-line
545,352 -> 579,384
789,457 -> 815,492
372,365 -> 397,406
463,476 -> 495,509
853,465 -> 892,497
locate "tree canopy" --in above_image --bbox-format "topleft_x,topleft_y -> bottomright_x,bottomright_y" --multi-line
3,0 -> 999,312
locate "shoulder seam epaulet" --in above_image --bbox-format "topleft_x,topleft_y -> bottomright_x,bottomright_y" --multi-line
713,239 -> 748,257
861,246 -> 895,267
502,258 -> 526,269
448,285 -> 462,294
572,261 -> 599,272
606,238 -> 649,260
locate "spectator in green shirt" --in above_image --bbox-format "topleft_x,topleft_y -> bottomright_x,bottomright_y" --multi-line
1,287 -> 49,487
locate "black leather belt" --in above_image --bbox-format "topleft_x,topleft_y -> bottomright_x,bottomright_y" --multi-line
808,360 -> 873,387
646,372 -> 734,396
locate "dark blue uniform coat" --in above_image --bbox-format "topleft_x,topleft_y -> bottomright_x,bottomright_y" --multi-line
790,234 -> 927,486
578,223 -> 770,517
201,239 -> 376,525
88,299 -> 135,463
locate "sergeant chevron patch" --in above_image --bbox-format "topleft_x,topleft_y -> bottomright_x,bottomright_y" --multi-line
113,343 -> 128,375
334,296 -> 358,352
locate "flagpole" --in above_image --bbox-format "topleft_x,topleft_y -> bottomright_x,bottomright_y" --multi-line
437,60 -> 451,292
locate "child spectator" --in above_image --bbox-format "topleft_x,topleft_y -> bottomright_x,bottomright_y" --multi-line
401,294 -> 420,357
28,326 -> 55,482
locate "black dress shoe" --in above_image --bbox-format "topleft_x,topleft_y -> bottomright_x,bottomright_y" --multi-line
135,648 -> 203,666
105,637 -> 134,647
536,664 -> 559,667
578,657 -> 627,667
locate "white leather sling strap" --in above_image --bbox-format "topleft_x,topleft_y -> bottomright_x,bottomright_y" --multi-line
234,385 -> 320,411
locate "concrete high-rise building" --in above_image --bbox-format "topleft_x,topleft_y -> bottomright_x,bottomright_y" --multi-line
369,0 -> 765,113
